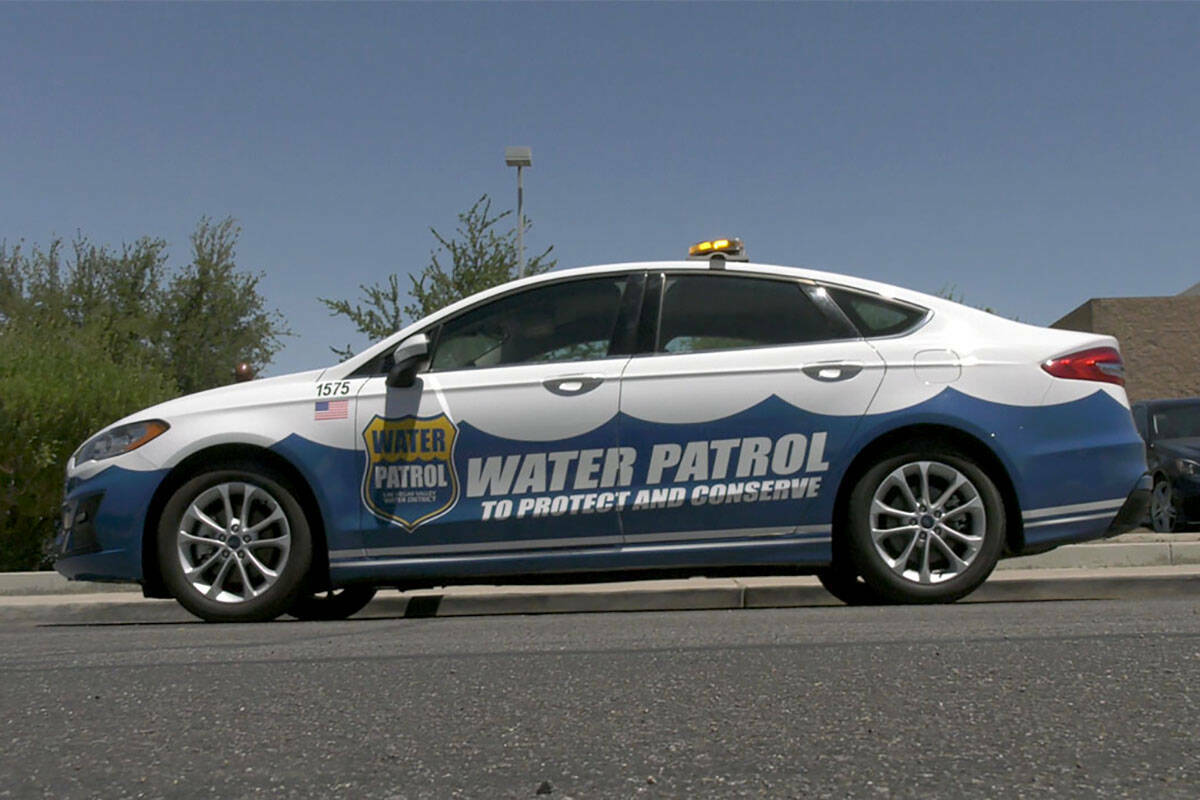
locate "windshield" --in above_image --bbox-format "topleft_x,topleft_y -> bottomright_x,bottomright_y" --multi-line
1151,403 -> 1200,439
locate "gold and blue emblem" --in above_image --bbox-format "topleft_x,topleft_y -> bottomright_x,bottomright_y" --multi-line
361,414 -> 459,530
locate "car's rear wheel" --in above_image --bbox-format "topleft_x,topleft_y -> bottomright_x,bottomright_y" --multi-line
845,448 -> 1005,604
157,466 -> 313,623
1149,477 -> 1181,533
287,587 -> 378,621
816,523 -> 886,605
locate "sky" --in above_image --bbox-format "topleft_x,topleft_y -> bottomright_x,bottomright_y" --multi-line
3,2 -> 1199,376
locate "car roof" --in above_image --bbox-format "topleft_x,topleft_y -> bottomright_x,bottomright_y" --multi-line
549,260 -> 920,298
330,259 -> 967,376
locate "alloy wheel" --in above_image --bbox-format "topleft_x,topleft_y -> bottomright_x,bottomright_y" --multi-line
175,482 -> 292,604
1150,481 -> 1177,532
869,460 -> 986,585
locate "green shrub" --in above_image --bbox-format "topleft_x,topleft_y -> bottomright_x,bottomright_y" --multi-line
0,320 -> 176,571
0,218 -> 288,571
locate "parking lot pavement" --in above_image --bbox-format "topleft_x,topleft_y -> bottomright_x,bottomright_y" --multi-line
3,597 -> 1199,798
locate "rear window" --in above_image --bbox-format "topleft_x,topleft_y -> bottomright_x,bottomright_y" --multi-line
828,288 -> 927,337
656,274 -> 845,354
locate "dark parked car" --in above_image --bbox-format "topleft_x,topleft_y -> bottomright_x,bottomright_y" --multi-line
1133,398 -> 1200,532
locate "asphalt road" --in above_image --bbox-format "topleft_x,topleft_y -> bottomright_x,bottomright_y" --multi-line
2,598 -> 1199,800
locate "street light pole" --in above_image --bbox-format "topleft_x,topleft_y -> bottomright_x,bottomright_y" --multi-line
505,146 -> 532,277
516,163 -> 524,277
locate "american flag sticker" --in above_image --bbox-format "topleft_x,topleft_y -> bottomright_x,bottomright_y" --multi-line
314,399 -> 349,420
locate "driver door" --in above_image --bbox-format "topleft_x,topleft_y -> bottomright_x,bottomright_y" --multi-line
354,273 -> 640,560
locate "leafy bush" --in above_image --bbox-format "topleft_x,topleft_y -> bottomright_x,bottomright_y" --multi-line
0,320 -> 176,570
0,217 -> 288,571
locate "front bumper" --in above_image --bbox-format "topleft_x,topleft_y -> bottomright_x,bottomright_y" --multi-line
54,465 -> 168,583
1171,474 -> 1200,524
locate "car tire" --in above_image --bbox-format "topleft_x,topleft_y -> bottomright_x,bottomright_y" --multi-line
1149,477 -> 1182,533
816,525 -> 887,605
845,447 -> 1006,604
287,587 -> 378,621
157,465 -> 313,623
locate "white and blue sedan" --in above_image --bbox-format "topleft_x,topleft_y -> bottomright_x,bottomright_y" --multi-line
56,243 -> 1150,621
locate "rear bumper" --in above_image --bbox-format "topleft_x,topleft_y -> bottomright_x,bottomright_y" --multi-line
1107,473 -> 1152,535
1019,473 -> 1151,553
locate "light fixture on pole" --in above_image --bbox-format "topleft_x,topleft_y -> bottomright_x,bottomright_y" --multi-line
504,146 -> 532,277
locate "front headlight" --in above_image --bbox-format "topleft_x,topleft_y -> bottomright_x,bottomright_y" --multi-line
1175,458 -> 1200,477
75,420 -> 170,465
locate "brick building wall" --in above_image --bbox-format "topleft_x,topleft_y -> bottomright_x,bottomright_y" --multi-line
1051,296 -> 1200,402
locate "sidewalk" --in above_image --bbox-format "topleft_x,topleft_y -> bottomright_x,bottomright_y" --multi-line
995,531 -> 1200,569
4,531 -> 1198,623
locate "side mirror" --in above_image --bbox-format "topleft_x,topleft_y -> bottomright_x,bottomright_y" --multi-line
386,333 -> 430,389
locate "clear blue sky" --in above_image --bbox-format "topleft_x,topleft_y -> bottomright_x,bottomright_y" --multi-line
3,2 -> 1198,376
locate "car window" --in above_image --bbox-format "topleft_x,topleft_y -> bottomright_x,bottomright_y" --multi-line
1151,404 -> 1200,439
430,276 -> 628,371
656,274 -> 842,354
827,288 -> 927,337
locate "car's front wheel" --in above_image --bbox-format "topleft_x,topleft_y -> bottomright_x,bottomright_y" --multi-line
845,447 -> 1006,604
157,465 -> 313,622
1149,477 -> 1182,533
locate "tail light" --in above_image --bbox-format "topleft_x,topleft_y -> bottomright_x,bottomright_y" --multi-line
1041,347 -> 1125,386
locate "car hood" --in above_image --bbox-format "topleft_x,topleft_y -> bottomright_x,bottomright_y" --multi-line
107,368 -> 328,430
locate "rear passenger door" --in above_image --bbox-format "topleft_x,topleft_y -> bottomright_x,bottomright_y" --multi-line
616,271 -> 885,549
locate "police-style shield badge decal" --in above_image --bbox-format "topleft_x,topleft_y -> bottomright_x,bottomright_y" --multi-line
362,414 -> 459,530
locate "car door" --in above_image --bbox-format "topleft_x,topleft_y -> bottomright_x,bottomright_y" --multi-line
616,270 -> 885,549
354,273 -> 640,560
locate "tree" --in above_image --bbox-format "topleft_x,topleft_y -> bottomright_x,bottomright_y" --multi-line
159,217 -> 290,394
1,234 -> 173,380
0,218 -> 289,394
0,218 -> 290,570
0,319 -> 176,571
321,195 -> 555,358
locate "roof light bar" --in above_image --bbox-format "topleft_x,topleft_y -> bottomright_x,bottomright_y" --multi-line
687,237 -> 748,262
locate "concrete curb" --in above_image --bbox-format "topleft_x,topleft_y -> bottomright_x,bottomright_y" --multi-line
4,566 -> 1198,625
0,571 -> 136,596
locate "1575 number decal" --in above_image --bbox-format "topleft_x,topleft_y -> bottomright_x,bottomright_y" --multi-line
317,381 -> 351,398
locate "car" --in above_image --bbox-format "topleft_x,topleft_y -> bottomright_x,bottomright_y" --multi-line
1132,397 -> 1200,532
55,240 -> 1150,621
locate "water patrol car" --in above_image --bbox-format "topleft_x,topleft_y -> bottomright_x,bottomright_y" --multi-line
56,239 -> 1150,621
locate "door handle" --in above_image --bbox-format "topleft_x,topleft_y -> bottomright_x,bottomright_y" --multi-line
801,362 -> 864,383
542,375 -> 605,397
